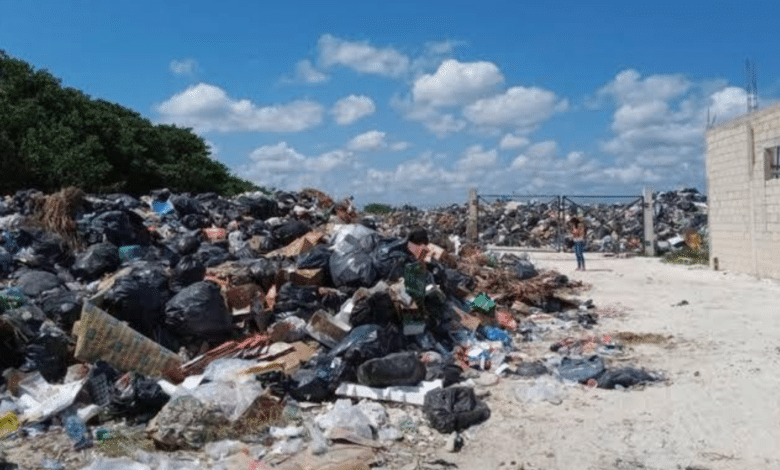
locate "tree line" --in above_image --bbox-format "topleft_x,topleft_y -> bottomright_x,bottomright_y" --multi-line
0,50 -> 260,196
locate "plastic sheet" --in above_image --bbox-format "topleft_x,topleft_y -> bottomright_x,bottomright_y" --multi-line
515,376 -> 566,405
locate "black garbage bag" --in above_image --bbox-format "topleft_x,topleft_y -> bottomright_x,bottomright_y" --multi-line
441,268 -> 476,297
423,386 -> 491,434
371,237 -> 411,281
103,272 -> 170,337
19,322 -> 71,383
330,250 -> 377,288
273,283 -> 321,320
349,290 -> 397,327
17,232 -> 67,269
514,259 -> 538,280
273,220 -> 311,246
72,242 -> 120,281
0,247 -> 14,277
106,194 -> 142,210
236,196 -> 278,220
408,227 -> 429,245
170,255 -> 206,292
38,290 -> 83,332
164,281 -> 232,340
297,245 -> 332,270
171,195 -> 207,216
182,214 -> 211,230
289,355 -> 349,402
558,355 -> 605,384
173,233 -> 202,256
88,210 -> 150,247
595,368 -> 658,389
85,361 -> 121,407
16,270 -> 63,297
357,352 -> 426,388
1,230 -> 33,255
109,373 -> 170,424
425,361 -> 464,388
248,258 -> 278,291
143,243 -> 180,268
195,244 -> 232,268
329,324 -> 405,367
514,361 -> 550,377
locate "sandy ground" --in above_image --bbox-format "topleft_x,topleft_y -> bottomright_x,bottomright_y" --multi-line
440,252 -> 780,470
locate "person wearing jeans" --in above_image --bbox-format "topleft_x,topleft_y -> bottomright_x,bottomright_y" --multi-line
569,217 -> 586,271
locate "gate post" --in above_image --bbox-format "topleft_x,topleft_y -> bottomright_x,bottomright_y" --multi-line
467,188 -> 478,243
643,186 -> 655,256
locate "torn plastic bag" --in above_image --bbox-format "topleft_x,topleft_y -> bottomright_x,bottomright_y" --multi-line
248,258 -> 278,291
514,260 -> 538,280
273,221 -> 312,246
170,195 -> 207,216
297,245 -> 331,270
108,373 -> 169,424
103,271 -> 171,337
328,324 -> 405,367
164,281 -> 232,340
1,230 -> 33,254
16,232 -> 66,269
0,287 -> 27,313
514,361 -> 550,377
39,290 -> 83,332
106,193 -> 142,210
173,232 -> 201,256
118,245 -> 144,263
289,356 -> 349,402
425,361 -> 463,388
170,255 -> 206,292
595,368 -> 657,389
423,386 -> 490,434
181,213 -> 211,230
273,283 -> 321,320
331,224 -> 379,255
85,361 -> 120,407
16,270 -> 63,297
71,243 -> 121,281
478,326 -> 512,348
371,237 -> 411,281
19,321 -> 71,383
195,244 -> 231,268
557,355 -> 606,384
357,352 -> 426,388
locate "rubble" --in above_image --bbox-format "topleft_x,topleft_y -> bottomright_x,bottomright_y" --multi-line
372,188 -> 707,253
0,186 -> 667,469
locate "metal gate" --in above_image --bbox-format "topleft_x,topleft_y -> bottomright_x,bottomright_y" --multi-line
477,193 -> 645,253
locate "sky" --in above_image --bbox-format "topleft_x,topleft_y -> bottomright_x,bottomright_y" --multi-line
3,0 -> 780,208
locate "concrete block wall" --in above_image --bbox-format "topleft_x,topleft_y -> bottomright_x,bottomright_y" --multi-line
706,102 -> 780,278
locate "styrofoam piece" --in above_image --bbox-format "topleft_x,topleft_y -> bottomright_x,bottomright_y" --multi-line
334,380 -> 443,406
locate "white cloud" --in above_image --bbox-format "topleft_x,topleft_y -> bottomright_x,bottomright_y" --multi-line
499,133 -> 530,150
526,140 -> 558,159
390,141 -> 412,151
412,59 -> 504,106
464,86 -> 568,129
347,130 -> 387,151
170,58 -> 197,75
156,83 -> 324,132
295,60 -> 329,84
332,95 -> 376,125
708,86 -> 747,124
597,69 -> 691,105
510,155 -> 529,170
424,40 -> 467,55
456,145 -> 498,171
318,34 -> 410,77
245,142 -> 306,172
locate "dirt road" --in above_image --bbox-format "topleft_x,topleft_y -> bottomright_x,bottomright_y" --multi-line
442,253 -> 780,470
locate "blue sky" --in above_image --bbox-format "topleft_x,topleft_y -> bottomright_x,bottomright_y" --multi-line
3,0 -> 780,207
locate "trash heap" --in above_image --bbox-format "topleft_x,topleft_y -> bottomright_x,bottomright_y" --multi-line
0,188 -> 663,470
372,188 -> 707,253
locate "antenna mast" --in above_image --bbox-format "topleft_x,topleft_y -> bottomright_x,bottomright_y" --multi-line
746,59 -> 758,114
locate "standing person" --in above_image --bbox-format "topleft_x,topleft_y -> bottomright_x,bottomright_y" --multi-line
569,217 -> 587,271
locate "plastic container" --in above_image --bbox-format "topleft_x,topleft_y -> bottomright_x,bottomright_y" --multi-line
64,414 -> 92,450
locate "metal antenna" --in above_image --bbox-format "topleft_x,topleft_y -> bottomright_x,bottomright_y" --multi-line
746,59 -> 758,114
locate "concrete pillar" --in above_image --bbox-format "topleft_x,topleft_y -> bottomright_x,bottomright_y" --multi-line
643,186 -> 655,256
467,188 -> 478,243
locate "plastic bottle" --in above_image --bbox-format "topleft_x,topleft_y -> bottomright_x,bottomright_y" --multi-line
64,414 -> 92,450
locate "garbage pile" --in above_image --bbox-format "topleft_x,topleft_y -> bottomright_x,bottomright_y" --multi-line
372,188 -> 707,253
0,187 -> 663,470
